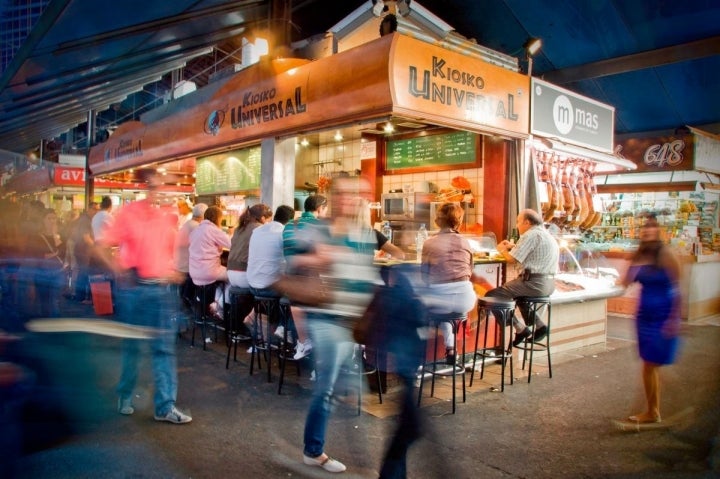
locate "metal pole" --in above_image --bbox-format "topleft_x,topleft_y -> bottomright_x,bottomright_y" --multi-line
84,109 -> 95,209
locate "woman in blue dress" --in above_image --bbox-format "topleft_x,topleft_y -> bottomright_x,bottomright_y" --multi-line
620,215 -> 681,424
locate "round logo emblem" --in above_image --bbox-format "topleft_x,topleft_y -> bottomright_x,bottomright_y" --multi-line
204,110 -> 225,136
552,95 -> 574,135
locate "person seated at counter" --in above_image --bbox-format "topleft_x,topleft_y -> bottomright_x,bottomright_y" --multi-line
485,208 -> 559,345
419,202 -> 477,364
248,205 -> 296,338
226,203 -> 273,338
189,205 -> 231,317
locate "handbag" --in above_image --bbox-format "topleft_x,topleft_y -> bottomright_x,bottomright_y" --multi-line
273,273 -> 331,307
353,286 -> 382,345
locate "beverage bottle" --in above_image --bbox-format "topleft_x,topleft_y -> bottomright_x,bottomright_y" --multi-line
416,223 -> 428,261
381,221 -> 393,243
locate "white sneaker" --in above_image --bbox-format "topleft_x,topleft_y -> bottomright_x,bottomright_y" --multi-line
118,397 -> 134,415
274,325 -> 285,339
303,454 -> 346,473
309,369 -> 316,382
154,406 -> 192,424
293,339 -> 313,360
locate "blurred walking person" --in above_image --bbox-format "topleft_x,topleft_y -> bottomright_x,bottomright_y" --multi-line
619,214 -> 681,424
279,176 -> 380,473
97,169 -> 192,424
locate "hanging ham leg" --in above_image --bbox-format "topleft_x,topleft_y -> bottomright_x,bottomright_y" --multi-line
561,158 -> 575,223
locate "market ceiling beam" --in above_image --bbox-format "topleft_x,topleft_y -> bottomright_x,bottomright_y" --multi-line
543,35 -> 720,84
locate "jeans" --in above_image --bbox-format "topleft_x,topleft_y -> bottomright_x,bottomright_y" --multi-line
115,282 -> 178,416
303,314 -> 354,458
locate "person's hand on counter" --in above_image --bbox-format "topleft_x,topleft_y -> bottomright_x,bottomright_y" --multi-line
495,239 -> 517,263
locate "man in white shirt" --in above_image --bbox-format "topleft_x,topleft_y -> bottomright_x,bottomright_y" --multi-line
247,205 -> 295,293
91,196 -> 114,243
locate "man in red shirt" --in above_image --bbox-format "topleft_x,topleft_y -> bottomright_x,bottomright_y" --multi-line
99,169 -> 192,424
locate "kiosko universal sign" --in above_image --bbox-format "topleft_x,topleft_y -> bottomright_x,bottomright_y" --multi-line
531,78 -> 614,153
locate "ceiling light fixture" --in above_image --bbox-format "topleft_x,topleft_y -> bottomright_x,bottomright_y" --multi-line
300,138 -> 309,147
523,37 -> 542,77
334,131 -> 343,141
383,122 -> 395,134
523,37 -> 542,57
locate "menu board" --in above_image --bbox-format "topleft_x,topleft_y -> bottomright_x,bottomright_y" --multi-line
385,130 -> 478,171
195,146 -> 261,195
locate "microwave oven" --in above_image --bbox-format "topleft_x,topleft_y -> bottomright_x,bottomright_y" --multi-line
381,192 -> 434,222
381,192 -> 414,221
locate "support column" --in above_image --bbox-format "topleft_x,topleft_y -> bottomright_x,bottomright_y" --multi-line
84,110 -> 95,209
260,137 -> 296,211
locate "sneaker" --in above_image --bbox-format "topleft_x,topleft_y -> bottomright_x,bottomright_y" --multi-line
303,454 -> 346,473
154,406 -> 192,424
274,325 -> 285,339
247,346 -> 256,353
309,369 -> 316,382
118,397 -> 134,415
293,339 -> 313,360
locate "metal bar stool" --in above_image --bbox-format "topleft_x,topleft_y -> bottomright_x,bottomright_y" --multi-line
470,297 -> 516,392
225,286 -> 254,369
277,297 -> 303,394
513,296 -> 552,383
340,344 -> 384,415
191,282 -> 219,350
416,310 -> 467,414
249,293 -> 280,382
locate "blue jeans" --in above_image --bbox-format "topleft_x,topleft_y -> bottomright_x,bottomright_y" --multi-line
303,314 -> 354,458
115,282 -> 178,416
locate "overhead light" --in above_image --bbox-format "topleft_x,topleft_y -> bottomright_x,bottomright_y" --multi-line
334,131 -> 343,141
372,0 -> 387,16
300,138 -> 309,147
156,167 -> 166,173
523,37 -> 542,57
396,0 -> 411,17
383,122 -> 395,134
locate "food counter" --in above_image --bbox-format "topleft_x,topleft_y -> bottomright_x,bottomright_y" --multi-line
606,252 -> 720,320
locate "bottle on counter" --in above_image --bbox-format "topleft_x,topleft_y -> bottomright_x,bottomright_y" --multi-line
415,223 -> 428,261
381,221 -> 393,243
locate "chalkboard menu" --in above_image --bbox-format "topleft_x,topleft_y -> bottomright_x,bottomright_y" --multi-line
195,146 -> 261,195
385,130 -> 478,171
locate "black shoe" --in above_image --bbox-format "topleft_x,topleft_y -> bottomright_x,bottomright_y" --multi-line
512,327 -> 531,347
532,326 -> 548,342
445,348 -> 456,365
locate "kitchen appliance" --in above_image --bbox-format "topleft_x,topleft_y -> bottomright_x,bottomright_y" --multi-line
381,192 -> 434,222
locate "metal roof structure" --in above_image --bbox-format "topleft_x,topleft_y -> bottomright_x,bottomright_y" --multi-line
1,0 -> 719,161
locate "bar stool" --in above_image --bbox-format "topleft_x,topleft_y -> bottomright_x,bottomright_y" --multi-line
249,293 -> 281,382
277,297 -> 303,394
341,344 -> 384,415
225,286 -> 254,369
191,282 -> 219,350
416,310 -> 467,414
470,297 -> 516,392
513,296 -> 553,383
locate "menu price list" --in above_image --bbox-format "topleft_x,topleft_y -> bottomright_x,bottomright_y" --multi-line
196,146 -> 261,195
386,131 -> 477,170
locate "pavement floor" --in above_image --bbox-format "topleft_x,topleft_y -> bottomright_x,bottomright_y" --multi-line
3,297 -> 720,479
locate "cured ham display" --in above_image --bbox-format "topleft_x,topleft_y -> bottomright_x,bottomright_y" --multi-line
536,151 -> 554,219
533,150 -> 603,230
560,159 -> 575,220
